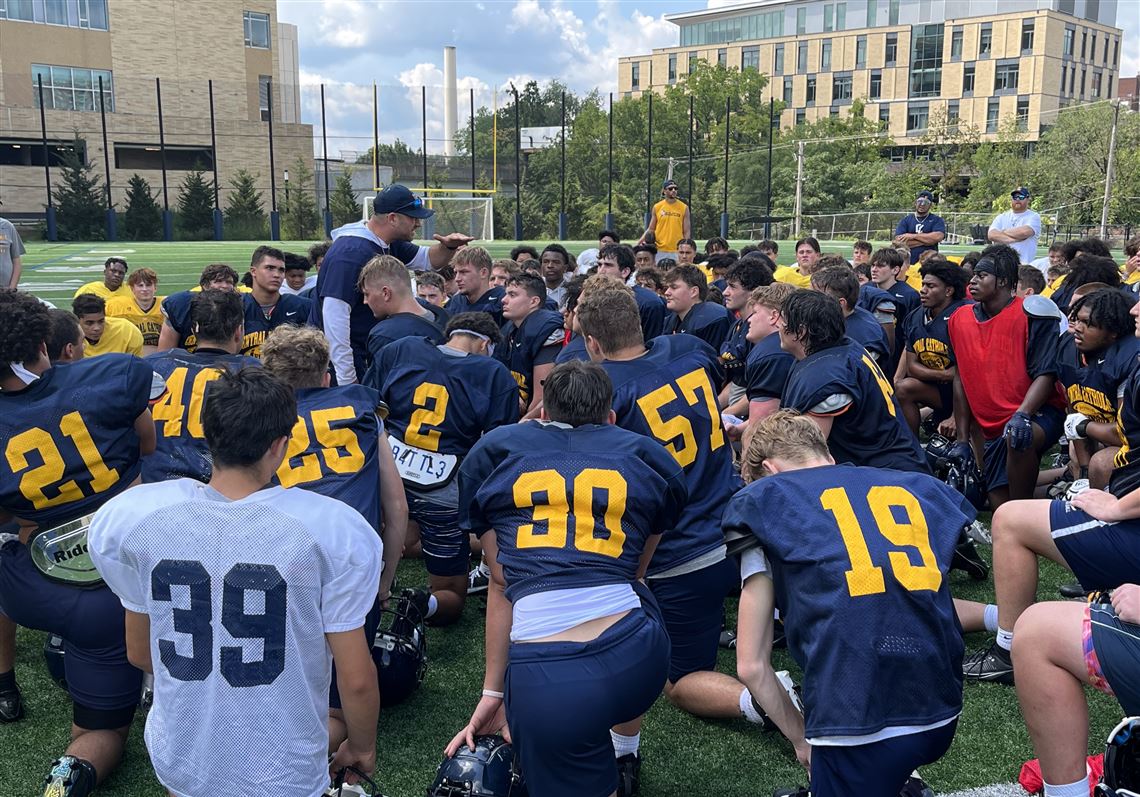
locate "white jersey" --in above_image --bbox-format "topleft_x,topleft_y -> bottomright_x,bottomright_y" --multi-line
990,208 -> 1041,265
89,479 -> 382,797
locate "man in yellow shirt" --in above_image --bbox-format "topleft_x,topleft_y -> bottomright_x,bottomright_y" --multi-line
640,179 -> 691,262
773,236 -> 820,287
73,256 -> 132,300
106,267 -> 163,352
72,293 -> 143,357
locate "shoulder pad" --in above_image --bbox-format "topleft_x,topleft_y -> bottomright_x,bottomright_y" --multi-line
724,527 -> 760,558
809,392 -> 854,414
1023,294 -> 1062,320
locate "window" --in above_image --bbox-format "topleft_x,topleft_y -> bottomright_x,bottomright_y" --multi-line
796,7 -> 806,35
909,24 -> 944,98
772,115 -> 781,131
774,44 -> 785,74
866,0 -> 877,26
783,77 -> 793,103
821,40 -> 832,72
1107,74 -> 1113,98
1081,29 -> 1087,59
718,48 -> 727,66
907,102 -> 929,133
1092,70 -> 1102,97
870,70 -> 882,99
258,74 -> 272,121
243,10 -> 271,49
824,3 -> 833,31
797,42 -> 808,73
1090,33 -> 1096,62
986,98 -> 1000,133
963,64 -> 975,94
1016,97 -> 1029,131
1022,19 -> 1035,52
879,104 -> 890,124
742,46 -> 760,71
114,144 -> 215,171
1069,64 -> 1076,93
830,106 -> 840,118
689,51 -> 699,74
951,28 -> 963,60
668,53 -> 677,82
889,0 -> 899,25
994,61 -> 1019,94
1060,64 -> 1067,95
1113,38 -> 1119,66
631,62 -> 640,89
947,100 -> 959,123
1059,0 -> 1075,12
796,108 -> 806,126
806,76 -> 817,104
1064,27 -> 1075,57
979,24 -> 992,57
0,0 -> 109,30
886,33 -> 898,66
836,2 -> 845,30
833,73 -> 853,103
1080,67 -> 1086,96
856,36 -> 867,67
31,64 -> 114,112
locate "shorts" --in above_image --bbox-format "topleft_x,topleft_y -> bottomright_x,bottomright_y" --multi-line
0,541 -> 142,720
406,480 -> 468,577
1049,500 -> 1140,592
505,606 -> 669,797
810,720 -> 958,797
982,405 -> 1064,492
1086,601 -> 1140,715
647,556 -> 738,683
329,598 -> 382,711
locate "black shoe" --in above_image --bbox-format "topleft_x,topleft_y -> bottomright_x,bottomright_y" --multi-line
719,628 -> 737,649
1059,581 -> 1088,599
963,642 -> 1014,685
616,752 -> 641,797
773,787 -> 810,797
899,775 -> 935,797
0,683 -> 23,723
952,538 -> 989,581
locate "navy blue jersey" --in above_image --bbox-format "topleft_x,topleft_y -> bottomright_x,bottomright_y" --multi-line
275,385 -> 383,531
663,301 -> 733,351
143,348 -> 260,483
241,292 -> 310,358
783,338 -> 928,473
601,335 -> 738,575
903,299 -> 969,374
161,290 -> 198,351
633,285 -> 667,340
497,309 -> 565,406
857,284 -> 897,318
884,281 -> 921,371
1110,357 -> 1140,497
373,337 -> 519,458
555,333 -> 589,364
365,304 -> 447,361
844,306 -> 891,365
0,355 -> 152,529
895,213 -> 946,263
446,287 -> 505,326
459,421 -> 687,603
720,316 -> 753,387
723,464 -> 969,737
744,333 -> 795,403
1059,336 -> 1140,424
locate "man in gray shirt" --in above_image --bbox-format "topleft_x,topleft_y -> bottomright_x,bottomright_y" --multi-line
0,214 -> 25,289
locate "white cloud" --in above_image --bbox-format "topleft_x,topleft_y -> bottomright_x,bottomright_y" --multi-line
312,0 -> 371,47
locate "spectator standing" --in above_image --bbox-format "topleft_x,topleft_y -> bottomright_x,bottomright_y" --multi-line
894,190 -> 946,265
988,186 -> 1041,265
0,211 -> 24,289
640,179 -> 691,263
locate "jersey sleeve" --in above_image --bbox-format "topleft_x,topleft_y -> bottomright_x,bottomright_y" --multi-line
1025,315 -> 1062,379
88,498 -> 147,613
745,350 -> 792,402
458,435 -> 501,536
104,355 -> 157,426
391,240 -> 429,270
895,216 -> 910,236
320,244 -> 367,305
928,215 -> 947,234
321,507 -> 383,633
485,369 -> 522,431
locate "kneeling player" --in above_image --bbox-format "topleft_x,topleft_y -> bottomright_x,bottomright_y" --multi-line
726,411 -> 971,797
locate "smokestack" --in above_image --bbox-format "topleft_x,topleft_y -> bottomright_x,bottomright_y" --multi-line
443,46 -> 458,157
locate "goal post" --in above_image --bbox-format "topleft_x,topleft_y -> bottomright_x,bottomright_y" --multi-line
363,190 -> 495,241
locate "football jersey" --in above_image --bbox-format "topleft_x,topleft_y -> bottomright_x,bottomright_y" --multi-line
364,302 -> 447,362
744,333 -> 795,403
883,280 -> 921,371
497,308 -> 565,406
445,286 -> 505,326
84,316 -> 143,358
722,464 -> 970,738
720,316 -> 752,387
0,355 -> 152,529
601,335 -> 739,575
782,338 -> 928,473
275,385 -> 384,532
774,265 -> 812,288
632,284 -> 667,340
73,281 -> 131,301
161,291 -> 199,351
844,306 -> 891,365
857,284 -> 897,319
106,295 -> 165,347
554,333 -> 589,364
88,480 -> 381,797
1058,336 -> 1140,424
663,301 -> 733,351
903,299 -> 970,374
143,348 -> 261,483
1111,357 -> 1140,497
240,292 -> 311,358
459,421 -> 687,602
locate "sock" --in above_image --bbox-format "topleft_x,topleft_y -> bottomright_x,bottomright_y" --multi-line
983,604 -> 999,633
425,594 -> 439,619
1043,776 -> 1091,797
995,627 -> 1014,653
740,688 -> 766,724
0,669 -> 16,691
477,560 -> 490,576
610,730 -> 640,758
1078,465 -> 1089,479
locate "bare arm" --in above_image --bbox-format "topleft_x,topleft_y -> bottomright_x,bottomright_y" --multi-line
375,433 -> 407,603
1002,225 -> 1036,242
327,628 -> 379,780
952,373 -> 974,442
157,322 -> 181,352
428,234 -> 475,269
125,610 -> 152,673
987,227 -> 1014,244
134,408 -> 156,456
683,207 -> 691,239
639,212 -> 658,244
7,256 -> 21,289
521,362 -> 554,420
908,231 -> 945,245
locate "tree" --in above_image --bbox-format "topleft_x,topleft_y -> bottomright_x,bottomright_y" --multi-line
121,174 -> 163,240
329,166 -> 360,228
224,168 -> 267,240
176,168 -> 215,240
52,136 -> 106,241
281,156 -> 318,240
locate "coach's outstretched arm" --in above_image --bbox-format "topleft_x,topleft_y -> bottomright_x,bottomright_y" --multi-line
428,233 -> 474,269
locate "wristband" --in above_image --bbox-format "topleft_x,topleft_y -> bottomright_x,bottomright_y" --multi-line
482,689 -> 504,699
1077,418 -> 1090,438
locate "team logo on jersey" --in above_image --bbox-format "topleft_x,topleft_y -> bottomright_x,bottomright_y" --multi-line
914,338 -> 951,370
1067,384 -> 1114,423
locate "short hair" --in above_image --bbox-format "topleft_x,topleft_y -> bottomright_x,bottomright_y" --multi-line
543,361 -> 614,427
598,243 -> 635,276
599,229 -> 619,243
519,258 -> 541,276
632,243 -> 658,257
664,264 -> 708,301
415,270 -> 445,291
759,240 -> 779,255
191,289 -> 245,343
741,410 -> 830,483
261,326 -> 329,389
541,244 -> 571,267
794,236 -> 821,254
510,244 -> 539,261
816,253 -> 850,271
127,268 -> 157,287
199,263 -> 239,288
444,311 -> 503,345
636,266 -> 664,292
749,282 -> 798,313
1061,237 -> 1112,264
676,238 -> 697,251
507,272 -> 548,305
1017,265 -> 1046,295
104,256 -> 128,269
853,262 -> 871,281
869,247 -> 905,271
308,241 -> 331,263
978,244 -> 1023,289
740,244 -> 760,257
357,254 -> 412,294
1069,288 -> 1136,340
72,293 -> 105,317
576,277 -> 643,354
918,260 -> 968,300
45,309 -> 82,362
1125,236 -> 1140,259
282,252 -> 311,272
781,289 -> 845,354
0,290 -> 52,370
492,258 -> 521,276
240,272 -> 254,288
706,253 -> 737,274
811,265 -> 860,308
705,236 -> 729,253
707,285 -> 724,306
202,368 -> 296,468
564,274 -> 588,313
726,258 -> 774,291
437,265 -> 456,282
251,245 -> 285,268
853,240 -> 873,255
454,246 -> 493,273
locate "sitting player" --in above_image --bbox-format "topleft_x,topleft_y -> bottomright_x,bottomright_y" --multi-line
724,283 -> 798,444
446,246 -> 505,324
595,244 -> 666,341
158,263 -> 242,351
105,267 -> 163,353
773,237 -> 819,288
809,265 -> 891,365
726,411 -> 971,797
662,264 -> 732,350
358,254 -> 447,372
497,273 -> 565,420
371,312 -> 519,625
869,247 -> 921,371
555,276 -> 590,364
448,361 -> 686,797
416,270 -> 448,308
234,245 -> 311,358
72,293 -> 143,357
718,256 -> 776,416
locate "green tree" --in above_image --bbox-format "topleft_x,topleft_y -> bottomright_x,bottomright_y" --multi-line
329,166 -> 360,228
52,137 -> 106,241
176,168 -> 215,240
224,168 -> 267,240
121,173 -> 163,240
281,156 -> 318,240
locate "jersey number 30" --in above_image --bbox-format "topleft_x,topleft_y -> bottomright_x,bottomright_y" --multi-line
513,469 -> 628,558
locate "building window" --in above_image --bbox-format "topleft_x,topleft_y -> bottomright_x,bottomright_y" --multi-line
771,114 -> 781,131
986,98 -> 1000,133
1069,64 -> 1076,93
668,53 -> 677,82
631,62 -> 640,89
718,48 -> 727,66
1080,67 -> 1086,96
833,73 -> 853,103
879,104 -> 890,124
742,46 -> 759,71
1081,29 -> 1087,59
797,42 -> 808,73
836,2 -> 846,30
1092,70 -> 1102,97
796,108 -> 806,126
1090,33 -> 1096,62
889,0 -> 899,25
824,3 -> 833,31
1059,0 -> 1075,12
962,63 -> 975,95
1113,38 -> 1119,66
243,10 -> 271,49
856,36 -> 867,67
796,7 -> 806,35
948,100 -> 960,123
258,74 -> 272,121
866,0 -> 877,26
886,33 -> 898,66
994,61 -> 1019,94
806,76 -> 817,104
870,70 -> 882,99
114,144 -> 215,171
0,0 -> 109,30
689,51 -> 699,74
830,106 -> 840,118
821,40 -> 832,72
1021,19 -> 1035,52
783,77 -> 793,103
909,24 -> 944,98
1016,96 -> 1029,131
979,24 -> 992,58
1060,64 -> 1067,95
774,44 -> 785,74
907,102 -> 929,133
31,64 -> 114,112
951,28 -> 963,60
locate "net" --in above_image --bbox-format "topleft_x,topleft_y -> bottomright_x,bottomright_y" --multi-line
362,192 -> 494,241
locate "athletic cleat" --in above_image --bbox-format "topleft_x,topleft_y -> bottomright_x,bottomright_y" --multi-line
1059,581 -> 1089,599
951,537 -> 989,581
402,587 -> 431,623
965,518 -> 992,546
467,564 -> 490,596
719,628 -> 737,649
773,787 -> 810,797
899,775 -> 935,797
1064,478 -> 1091,499
776,670 -> 805,715
616,752 -> 641,797
963,642 -> 1014,685
42,755 -> 96,797
0,682 -> 24,723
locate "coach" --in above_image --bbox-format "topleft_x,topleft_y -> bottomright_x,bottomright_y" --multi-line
310,184 -> 472,384
988,186 -> 1041,265
894,190 -> 946,264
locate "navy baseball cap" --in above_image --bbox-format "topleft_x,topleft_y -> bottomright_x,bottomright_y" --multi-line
916,190 -> 935,203
373,184 -> 434,219
663,179 -> 678,189
1011,186 -> 1031,200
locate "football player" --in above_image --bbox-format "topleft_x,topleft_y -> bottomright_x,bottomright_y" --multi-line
718,256 -> 776,416
105,267 -> 163,353
809,265 -> 891,366
724,283 -> 798,444
415,270 -> 447,308
72,293 -> 144,358
727,411 -> 970,796
238,245 -> 311,358
869,247 -> 921,372
662,264 -> 733,350
773,237 -> 819,288
555,276 -> 590,365
448,361 -> 686,797
370,312 -> 518,625
445,247 -> 504,325
89,367 -> 381,796
143,290 -> 259,484
595,244 -> 666,341
0,289 -> 158,795
357,254 -> 447,376
497,273 -> 565,420
158,263 -> 241,352
46,308 -> 85,364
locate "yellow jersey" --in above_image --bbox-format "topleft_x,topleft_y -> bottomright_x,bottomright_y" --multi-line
651,199 -> 688,253
84,316 -> 143,358
190,284 -> 253,293
1041,275 -> 1066,299
73,281 -> 132,301
774,265 -> 812,288
106,295 -> 165,347
1124,269 -> 1140,286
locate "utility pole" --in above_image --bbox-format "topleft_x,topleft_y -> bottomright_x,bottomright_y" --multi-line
1100,99 -> 1122,240
793,140 -> 805,238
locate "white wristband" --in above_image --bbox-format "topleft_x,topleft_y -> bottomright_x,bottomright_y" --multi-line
481,689 -> 504,699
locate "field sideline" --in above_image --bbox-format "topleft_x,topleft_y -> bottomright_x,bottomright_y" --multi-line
3,239 -> 1124,797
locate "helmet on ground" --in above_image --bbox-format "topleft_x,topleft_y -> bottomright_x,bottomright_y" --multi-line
945,458 -> 987,512
1098,717 -> 1140,797
427,735 -> 526,797
924,433 -> 955,478
372,591 -> 427,706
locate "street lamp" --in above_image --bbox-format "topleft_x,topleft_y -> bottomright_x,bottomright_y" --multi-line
283,168 -> 290,211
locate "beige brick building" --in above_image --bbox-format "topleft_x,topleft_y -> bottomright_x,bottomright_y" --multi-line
0,0 -> 311,220
618,0 -> 1122,146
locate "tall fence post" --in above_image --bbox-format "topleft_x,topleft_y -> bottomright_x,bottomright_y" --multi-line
688,94 -> 694,232
421,86 -> 434,239
604,92 -> 614,232
765,97 -> 774,240
37,76 -> 56,241
156,78 -> 173,241
645,92 -> 653,230
321,83 -> 332,237
558,90 -> 567,240
268,78 -> 279,241
209,80 -> 223,240
98,75 -> 116,241
720,96 -> 730,239
513,84 -> 522,241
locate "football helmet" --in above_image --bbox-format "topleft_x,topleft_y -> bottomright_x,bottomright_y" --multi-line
43,634 -> 67,691
924,433 -> 956,478
945,457 -> 987,512
1098,716 -> 1140,797
372,591 -> 427,706
427,735 -> 527,797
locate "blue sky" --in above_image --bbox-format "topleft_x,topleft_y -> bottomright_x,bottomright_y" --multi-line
278,0 -> 1140,158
